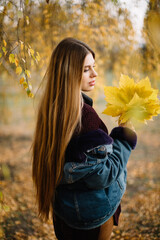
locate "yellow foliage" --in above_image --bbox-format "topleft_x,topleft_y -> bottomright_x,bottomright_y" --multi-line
1,0 -> 159,99
28,48 -> 34,56
9,54 -> 15,63
14,57 -> 19,67
103,75 -> 160,125
25,0 -> 29,5
28,92 -> 34,98
20,41 -> 24,51
16,66 -> 22,75
35,52 -> 40,62
25,70 -> 31,78
23,82 -> 28,89
26,16 -> 29,25
2,47 -> 7,55
19,77 -> 25,84
3,40 -> 7,47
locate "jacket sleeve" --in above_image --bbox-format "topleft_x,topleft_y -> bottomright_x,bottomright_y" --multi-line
62,139 -> 131,189
62,127 -> 137,189
83,139 -> 131,189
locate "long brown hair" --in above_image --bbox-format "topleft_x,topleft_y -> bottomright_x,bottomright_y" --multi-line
32,38 -> 95,221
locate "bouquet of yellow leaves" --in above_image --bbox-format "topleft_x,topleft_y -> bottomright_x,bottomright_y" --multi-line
103,75 -> 160,125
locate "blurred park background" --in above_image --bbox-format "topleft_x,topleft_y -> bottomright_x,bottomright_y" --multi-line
0,0 -> 160,239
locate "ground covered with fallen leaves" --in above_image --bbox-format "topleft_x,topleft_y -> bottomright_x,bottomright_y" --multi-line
0,118 -> 160,240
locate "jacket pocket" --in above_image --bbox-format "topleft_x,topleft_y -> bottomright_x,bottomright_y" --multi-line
74,189 -> 112,223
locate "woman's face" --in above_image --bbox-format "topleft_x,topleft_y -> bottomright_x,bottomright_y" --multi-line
81,53 -> 98,92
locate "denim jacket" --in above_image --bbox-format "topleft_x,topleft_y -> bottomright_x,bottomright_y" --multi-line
53,128 -> 137,230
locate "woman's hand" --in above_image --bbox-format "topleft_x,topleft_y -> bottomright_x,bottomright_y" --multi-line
119,121 -> 135,132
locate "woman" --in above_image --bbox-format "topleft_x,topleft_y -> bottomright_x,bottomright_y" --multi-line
32,38 -> 137,240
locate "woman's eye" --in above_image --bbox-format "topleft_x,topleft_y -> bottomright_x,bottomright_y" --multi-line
84,65 -> 95,72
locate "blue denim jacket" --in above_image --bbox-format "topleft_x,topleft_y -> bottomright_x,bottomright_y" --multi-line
53,135 -> 132,230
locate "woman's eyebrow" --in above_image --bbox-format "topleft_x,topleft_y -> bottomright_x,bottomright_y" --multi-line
84,63 -> 95,67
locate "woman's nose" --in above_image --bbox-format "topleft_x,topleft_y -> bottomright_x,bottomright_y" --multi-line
91,68 -> 98,78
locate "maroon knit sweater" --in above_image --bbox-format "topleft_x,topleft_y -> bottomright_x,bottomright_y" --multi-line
81,103 -> 108,134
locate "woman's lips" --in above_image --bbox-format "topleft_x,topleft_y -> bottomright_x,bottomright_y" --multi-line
89,80 -> 95,86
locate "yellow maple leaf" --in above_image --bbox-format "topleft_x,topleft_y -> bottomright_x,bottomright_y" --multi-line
104,87 -> 126,106
119,74 -> 135,89
103,75 -> 160,125
135,77 -> 153,98
120,93 -> 150,123
103,104 -> 123,117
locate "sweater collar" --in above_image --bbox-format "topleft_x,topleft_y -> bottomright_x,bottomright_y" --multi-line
82,92 -> 93,107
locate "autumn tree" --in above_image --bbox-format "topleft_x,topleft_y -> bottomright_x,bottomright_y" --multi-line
1,0 -> 159,98
0,0 -> 137,97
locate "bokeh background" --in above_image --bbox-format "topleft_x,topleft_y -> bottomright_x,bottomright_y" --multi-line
0,0 -> 160,239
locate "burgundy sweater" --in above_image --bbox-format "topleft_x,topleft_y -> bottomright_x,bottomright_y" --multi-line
81,103 -> 108,134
